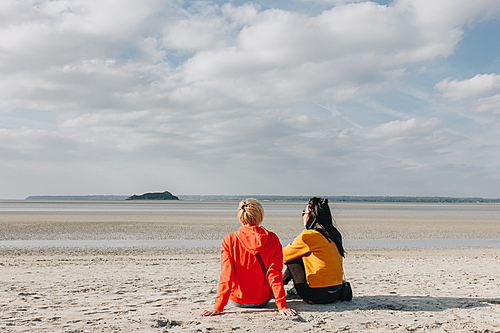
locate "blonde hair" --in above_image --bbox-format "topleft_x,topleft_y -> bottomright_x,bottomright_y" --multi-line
237,198 -> 264,226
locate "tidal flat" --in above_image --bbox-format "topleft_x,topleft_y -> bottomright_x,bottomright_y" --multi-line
0,201 -> 499,332
1,201 -> 499,248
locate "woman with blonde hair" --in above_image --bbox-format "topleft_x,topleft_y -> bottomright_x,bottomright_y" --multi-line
201,198 -> 296,316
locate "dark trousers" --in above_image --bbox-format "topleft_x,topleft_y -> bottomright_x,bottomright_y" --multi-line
283,257 -> 341,304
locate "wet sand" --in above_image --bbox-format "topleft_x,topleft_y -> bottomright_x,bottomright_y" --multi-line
2,202 -> 500,242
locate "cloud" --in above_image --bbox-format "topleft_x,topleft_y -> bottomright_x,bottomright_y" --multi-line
162,2 -> 232,51
340,118 -> 441,140
435,73 -> 500,100
176,1 -> 468,105
473,94 -> 500,113
1,0 -> 500,197
0,128 -> 78,161
4,0 -> 498,114
337,118 -> 448,164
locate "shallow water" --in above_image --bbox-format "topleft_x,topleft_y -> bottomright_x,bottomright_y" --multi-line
1,238 -> 500,250
1,200 -> 499,249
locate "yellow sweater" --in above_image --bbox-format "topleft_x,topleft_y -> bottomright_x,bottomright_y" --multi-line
283,229 -> 343,288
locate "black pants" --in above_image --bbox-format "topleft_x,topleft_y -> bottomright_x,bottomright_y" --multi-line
283,257 -> 341,304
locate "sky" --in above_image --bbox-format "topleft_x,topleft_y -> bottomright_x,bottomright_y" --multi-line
1,0 -> 500,199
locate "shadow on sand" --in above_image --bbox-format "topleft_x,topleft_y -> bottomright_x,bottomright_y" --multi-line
286,295 -> 500,312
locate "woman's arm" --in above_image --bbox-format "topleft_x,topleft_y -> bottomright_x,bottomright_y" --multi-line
266,234 -> 297,315
200,234 -> 234,316
283,231 -> 311,263
266,235 -> 287,310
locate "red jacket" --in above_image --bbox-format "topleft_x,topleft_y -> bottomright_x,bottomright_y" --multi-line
214,225 -> 287,311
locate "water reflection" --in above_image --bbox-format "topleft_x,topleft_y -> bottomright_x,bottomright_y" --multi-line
1,238 -> 499,250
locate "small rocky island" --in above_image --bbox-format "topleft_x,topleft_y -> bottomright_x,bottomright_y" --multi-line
126,191 -> 179,200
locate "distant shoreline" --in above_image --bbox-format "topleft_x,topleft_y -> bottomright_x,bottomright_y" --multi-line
179,195 -> 500,203
23,194 -> 500,203
25,195 -> 129,201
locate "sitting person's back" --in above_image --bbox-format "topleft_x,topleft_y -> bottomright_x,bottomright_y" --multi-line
201,198 -> 296,317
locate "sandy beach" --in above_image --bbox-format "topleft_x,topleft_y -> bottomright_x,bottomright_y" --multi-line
1,201 -> 499,332
1,247 -> 499,332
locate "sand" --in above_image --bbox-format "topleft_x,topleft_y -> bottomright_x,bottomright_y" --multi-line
1,247 -> 499,332
1,202 -> 499,331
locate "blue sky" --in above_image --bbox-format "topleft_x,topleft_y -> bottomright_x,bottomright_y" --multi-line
1,0 -> 500,199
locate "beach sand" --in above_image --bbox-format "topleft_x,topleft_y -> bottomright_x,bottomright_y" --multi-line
1,202 -> 499,331
1,247 -> 499,332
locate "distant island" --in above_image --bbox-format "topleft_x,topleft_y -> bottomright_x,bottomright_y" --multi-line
126,191 -> 179,200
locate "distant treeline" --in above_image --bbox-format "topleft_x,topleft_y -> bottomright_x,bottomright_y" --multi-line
178,195 -> 500,203
25,195 -> 129,200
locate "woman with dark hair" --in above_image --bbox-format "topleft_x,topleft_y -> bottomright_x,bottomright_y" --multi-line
282,197 -> 350,304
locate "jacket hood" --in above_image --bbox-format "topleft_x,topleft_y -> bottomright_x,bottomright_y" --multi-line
234,225 -> 270,255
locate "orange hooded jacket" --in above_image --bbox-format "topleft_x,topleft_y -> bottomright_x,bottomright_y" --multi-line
213,225 -> 287,312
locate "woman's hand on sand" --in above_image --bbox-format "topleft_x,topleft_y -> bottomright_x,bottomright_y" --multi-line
279,308 -> 297,316
200,309 -> 222,317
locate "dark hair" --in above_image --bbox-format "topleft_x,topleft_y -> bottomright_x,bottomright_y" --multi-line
306,197 -> 345,257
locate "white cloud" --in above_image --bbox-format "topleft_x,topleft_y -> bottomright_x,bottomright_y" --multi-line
162,2 -> 229,50
338,118 -> 446,156
395,0 -> 500,26
165,0 -> 500,113
1,0 -> 500,197
473,94 -> 500,114
221,3 -> 259,24
435,74 -> 500,100
0,128 -> 77,160
61,111 -> 151,128
3,0 -> 498,114
342,118 -> 440,139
